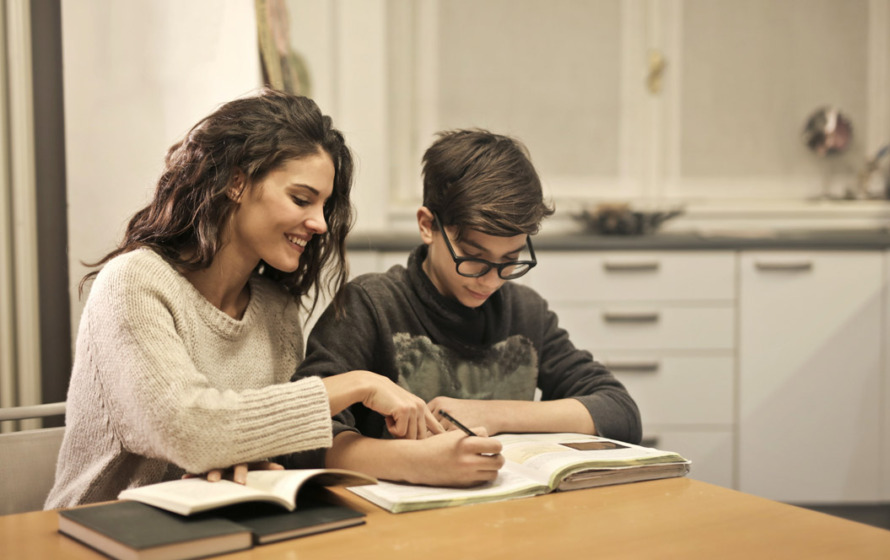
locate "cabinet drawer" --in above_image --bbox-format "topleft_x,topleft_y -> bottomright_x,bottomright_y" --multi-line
601,355 -> 733,425
527,251 -> 735,302
556,304 -> 735,350
644,430 -> 734,489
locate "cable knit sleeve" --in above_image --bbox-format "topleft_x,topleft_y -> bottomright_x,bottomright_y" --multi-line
86,251 -> 332,474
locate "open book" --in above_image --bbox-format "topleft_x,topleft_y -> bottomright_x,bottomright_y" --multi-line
119,468 -> 376,516
348,433 -> 690,513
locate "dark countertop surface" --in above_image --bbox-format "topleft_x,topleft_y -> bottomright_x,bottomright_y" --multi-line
346,229 -> 890,252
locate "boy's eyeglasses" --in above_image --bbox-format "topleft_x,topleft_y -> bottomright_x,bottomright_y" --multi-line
432,212 -> 537,280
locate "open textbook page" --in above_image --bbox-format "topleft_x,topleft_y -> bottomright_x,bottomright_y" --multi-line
349,433 -> 690,513
119,468 -> 376,516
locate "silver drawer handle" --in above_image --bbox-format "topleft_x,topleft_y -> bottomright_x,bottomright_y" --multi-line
603,311 -> 660,323
754,261 -> 813,272
604,360 -> 661,372
603,261 -> 660,272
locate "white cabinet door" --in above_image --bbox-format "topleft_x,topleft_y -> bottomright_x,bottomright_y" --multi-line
738,251 -> 883,503
884,252 -> 890,501
385,0 -> 646,206
663,0 -> 877,200
653,430 -> 734,490
527,252 -> 736,302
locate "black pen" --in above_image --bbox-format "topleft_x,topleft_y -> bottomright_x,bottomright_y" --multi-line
438,410 -> 478,437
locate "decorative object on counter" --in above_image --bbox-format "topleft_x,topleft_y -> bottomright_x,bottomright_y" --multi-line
803,107 -> 852,157
571,203 -> 684,236
803,106 -> 853,200
858,143 -> 890,199
801,107 -> 890,200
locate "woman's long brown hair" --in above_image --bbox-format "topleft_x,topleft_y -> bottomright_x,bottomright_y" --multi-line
81,88 -> 354,316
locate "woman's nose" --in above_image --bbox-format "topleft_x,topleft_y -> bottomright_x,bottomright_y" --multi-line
306,206 -> 328,235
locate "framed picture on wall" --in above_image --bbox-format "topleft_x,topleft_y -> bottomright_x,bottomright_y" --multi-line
255,0 -> 311,96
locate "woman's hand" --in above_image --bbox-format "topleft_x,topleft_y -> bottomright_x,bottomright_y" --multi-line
323,371 -> 444,439
182,460 -> 284,484
428,396 -> 499,435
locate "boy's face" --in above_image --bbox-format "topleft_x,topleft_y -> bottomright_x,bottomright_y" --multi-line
418,209 -> 528,308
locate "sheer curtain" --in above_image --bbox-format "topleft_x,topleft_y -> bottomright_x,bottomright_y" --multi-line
0,0 -> 42,432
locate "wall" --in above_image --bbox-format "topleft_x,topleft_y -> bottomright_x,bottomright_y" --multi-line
62,0 -> 262,343
58,0 -> 890,366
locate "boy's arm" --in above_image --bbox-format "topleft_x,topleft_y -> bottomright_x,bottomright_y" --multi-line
431,296 -> 641,442
326,430 -> 505,487
294,282 -> 383,384
292,282 -> 386,439
427,397 -> 594,436
534,302 -> 642,442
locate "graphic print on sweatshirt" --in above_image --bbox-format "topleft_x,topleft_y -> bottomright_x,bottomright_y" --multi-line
392,332 -> 538,402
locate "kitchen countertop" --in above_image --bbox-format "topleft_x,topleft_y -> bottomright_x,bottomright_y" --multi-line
346,229 -> 890,252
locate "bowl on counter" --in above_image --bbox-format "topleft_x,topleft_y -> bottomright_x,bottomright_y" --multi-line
571,203 -> 684,236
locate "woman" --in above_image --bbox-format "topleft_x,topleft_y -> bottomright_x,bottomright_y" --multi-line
46,89 -> 441,509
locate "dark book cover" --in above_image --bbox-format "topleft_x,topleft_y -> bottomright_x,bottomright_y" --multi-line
217,497 -> 366,544
58,501 -> 252,560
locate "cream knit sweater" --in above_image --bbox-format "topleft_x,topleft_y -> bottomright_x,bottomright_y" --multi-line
45,249 -> 332,508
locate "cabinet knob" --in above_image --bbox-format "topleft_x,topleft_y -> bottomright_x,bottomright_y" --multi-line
647,50 -> 667,95
604,360 -> 661,373
603,261 -> 660,272
603,311 -> 660,323
754,261 -> 814,272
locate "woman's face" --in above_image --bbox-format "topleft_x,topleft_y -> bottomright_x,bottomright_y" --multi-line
228,151 -> 335,273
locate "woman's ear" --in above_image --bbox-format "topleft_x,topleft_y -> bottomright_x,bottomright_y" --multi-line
417,207 -> 435,245
227,169 -> 247,202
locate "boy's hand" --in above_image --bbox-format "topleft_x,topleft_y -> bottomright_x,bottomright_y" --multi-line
427,396 -> 500,435
402,428 -> 504,487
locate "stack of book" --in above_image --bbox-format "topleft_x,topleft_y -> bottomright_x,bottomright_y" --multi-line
58,469 -> 374,559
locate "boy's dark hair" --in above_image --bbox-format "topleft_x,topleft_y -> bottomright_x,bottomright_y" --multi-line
422,129 -> 554,240
82,88 -> 354,316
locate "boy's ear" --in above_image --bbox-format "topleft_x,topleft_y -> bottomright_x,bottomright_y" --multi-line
417,207 -> 435,245
227,168 -> 246,202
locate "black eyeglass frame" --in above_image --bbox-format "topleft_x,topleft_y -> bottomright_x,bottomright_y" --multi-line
432,212 -> 537,280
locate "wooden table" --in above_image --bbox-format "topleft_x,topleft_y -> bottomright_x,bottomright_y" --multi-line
2,478 -> 888,559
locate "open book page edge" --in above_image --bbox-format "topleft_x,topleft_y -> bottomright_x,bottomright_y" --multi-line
556,462 -> 691,491
244,468 -> 376,511
493,433 -> 688,490
119,469 -> 377,516
119,479 -> 291,516
347,469 -> 547,514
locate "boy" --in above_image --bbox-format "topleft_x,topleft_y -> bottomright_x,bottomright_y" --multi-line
294,129 -> 641,487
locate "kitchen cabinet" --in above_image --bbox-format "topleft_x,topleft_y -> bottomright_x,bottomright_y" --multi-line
525,251 -> 737,489
738,251 -> 884,503
884,251 -> 890,501
338,243 -> 890,503
377,0 -> 884,211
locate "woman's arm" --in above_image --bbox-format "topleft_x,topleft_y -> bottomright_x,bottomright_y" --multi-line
322,371 -> 443,439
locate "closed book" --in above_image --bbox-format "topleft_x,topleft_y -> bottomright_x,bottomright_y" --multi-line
217,498 -> 366,544
58,501 -> 252,560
